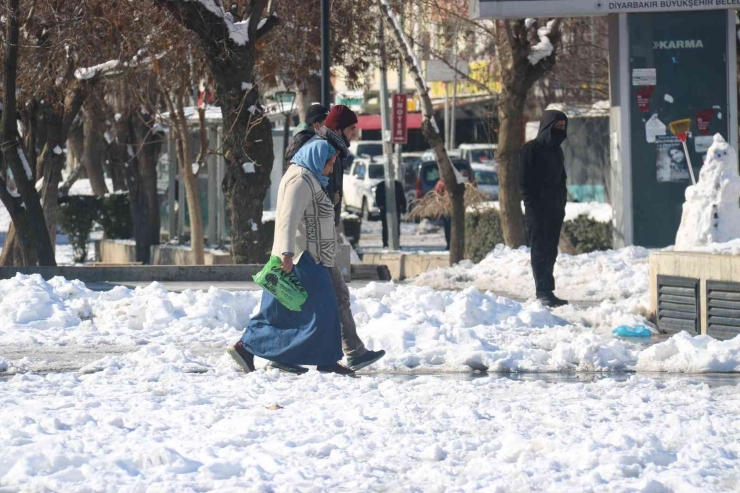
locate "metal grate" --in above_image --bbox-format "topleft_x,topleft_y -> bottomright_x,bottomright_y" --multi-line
706,281 -> 740,340
657,276 -> 700,335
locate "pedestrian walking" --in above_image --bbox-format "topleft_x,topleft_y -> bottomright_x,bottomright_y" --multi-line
284,104 -> 386,371
518,110 -> 569,308
284,103 -> 329,169
374,179 -> 407,248
227,140 -> 352,375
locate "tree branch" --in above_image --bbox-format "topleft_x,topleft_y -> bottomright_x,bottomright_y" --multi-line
247,0 -> 269,42
256,13 -> 280,41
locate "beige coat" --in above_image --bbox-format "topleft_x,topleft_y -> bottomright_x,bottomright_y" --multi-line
272,165 -> 336,267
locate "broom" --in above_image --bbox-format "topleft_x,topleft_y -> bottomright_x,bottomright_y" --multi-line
668,119 -> 696,185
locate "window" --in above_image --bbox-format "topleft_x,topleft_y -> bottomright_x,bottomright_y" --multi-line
354,163 -> 366,179
357,143 -> 383,157
368,164 -> 385,179
475,170 -> 499,185
470,149 -> 494,163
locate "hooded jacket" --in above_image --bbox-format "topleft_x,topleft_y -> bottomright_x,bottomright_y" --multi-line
518,110 -> 568,212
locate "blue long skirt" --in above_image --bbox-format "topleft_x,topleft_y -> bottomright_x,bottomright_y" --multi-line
240,253 -> 343,366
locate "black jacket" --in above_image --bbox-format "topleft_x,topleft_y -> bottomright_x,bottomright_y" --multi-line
284,127 -> 316,171
315,126 -> 350,225
518,110 -> 568,213
375,180 -> 407,214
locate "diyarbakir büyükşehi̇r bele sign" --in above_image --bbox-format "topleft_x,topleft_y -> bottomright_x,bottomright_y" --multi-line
470,0 -> 740,19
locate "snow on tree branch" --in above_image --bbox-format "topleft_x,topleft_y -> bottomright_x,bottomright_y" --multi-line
528,20 -> 556,66
379,0 -> 427,92
192,0 -> 251,44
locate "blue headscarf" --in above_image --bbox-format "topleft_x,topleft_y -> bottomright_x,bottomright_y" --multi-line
292,139 -> 336,188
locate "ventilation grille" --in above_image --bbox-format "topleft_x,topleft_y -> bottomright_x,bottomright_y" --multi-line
707,281 -> 740,340
657,275 -> 700,335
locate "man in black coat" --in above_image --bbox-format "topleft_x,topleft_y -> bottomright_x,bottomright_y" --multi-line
519,110 -> 569,308
284,103 -> 329,169
374,179 -> 407,248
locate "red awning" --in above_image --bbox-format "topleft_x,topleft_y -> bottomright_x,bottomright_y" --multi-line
356,113 -> 423,131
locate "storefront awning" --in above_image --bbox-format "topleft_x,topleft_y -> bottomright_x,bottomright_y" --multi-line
356,113 -> 424,131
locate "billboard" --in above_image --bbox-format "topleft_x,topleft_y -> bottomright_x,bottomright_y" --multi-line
471,0 -> 739,19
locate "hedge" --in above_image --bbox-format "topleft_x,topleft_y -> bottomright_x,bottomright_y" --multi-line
465,208 -> 612,263
58,196 -> 101,263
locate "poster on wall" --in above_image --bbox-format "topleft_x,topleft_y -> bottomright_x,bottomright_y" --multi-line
694,135 -> 715,154
655,135 -> 690,183
632,68 -> 657,86
645,114 -> 666,143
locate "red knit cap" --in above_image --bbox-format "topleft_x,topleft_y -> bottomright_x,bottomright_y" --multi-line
324,105 -> 358,131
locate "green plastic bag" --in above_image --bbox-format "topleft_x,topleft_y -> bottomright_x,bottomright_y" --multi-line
253,255 -> 308,312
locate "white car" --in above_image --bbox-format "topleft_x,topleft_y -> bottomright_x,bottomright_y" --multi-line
343,157 -> 386,220
349,141 -> 384,159
471,163 -> 499,200
459,143 -> 498,167
419,148 -> 461,162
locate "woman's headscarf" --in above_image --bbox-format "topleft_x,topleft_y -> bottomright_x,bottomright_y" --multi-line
292,139 -> 336,188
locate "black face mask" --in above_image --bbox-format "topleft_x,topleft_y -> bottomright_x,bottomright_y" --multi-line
549,128 -> 567,147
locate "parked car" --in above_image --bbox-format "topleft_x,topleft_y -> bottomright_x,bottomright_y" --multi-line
471,163 -> 499,200
458,143 -> 498,167
419,148 -> 461,162
415,159 -> 474,199
343,157 -> 386,219
349,141 -> 383,159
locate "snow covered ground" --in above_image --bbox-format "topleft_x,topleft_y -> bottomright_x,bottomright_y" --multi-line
2,367 -> 740,492
2,203 -> 740,490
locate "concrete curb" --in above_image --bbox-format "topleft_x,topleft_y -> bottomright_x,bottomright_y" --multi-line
0,265 -> 263,283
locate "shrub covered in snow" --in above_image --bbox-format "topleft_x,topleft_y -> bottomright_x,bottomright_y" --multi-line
563,214 -> 612,254
58,196 -> 100,263
465,208 -> 612,262
98,193 -> 133,239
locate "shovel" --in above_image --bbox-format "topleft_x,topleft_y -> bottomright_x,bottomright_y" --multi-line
668,119 -> 696,185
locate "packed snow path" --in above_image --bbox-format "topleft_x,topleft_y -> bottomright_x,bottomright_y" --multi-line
1,368 -> 739,491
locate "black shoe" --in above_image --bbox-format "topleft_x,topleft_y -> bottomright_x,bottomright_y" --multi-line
537,292 -> 569,308
317,364 -> 356,376
226,341 -> 256,373
267,361 -> 309,374
346,350 -> 386,371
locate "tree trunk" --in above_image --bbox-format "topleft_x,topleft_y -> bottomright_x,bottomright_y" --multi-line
378,0 -> 465,264
82,93 -> 109,196
496,88 -> 528,248
39,114 -> 68,250
67,117 -> 85,177
156,0 -> 278,264
296,74 -> 322,121
135,114 -> 163,246
0,0 -> 55,266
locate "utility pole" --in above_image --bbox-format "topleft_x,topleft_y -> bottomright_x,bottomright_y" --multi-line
444,83 -> 450,150
320,0 -> 331,107
379,19 -> 400,251
395,8 -> 404,183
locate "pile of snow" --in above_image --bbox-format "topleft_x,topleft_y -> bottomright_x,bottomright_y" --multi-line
3,270 -> 740,373
675,134 -> 740,249
412,244 -> 648,304
1,369 -> 739,491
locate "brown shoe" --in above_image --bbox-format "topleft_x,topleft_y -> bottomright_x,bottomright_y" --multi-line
226,341 -> 256,373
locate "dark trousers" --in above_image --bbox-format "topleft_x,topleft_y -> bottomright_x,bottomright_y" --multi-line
380,211 -> 402,248
525,206 -> 565,296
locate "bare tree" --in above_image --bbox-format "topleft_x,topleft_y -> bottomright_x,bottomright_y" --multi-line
155,0 -> 279,264
378,0 -> 466,264
0,0 -> 55,266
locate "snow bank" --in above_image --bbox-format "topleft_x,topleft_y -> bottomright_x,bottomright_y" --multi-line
4,270 -> 740,374
675,134 -> 740,249
412,244 -> 648,303
1,369 -> 739,491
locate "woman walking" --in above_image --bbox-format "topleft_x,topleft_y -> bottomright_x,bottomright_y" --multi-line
227,140 -> 351,375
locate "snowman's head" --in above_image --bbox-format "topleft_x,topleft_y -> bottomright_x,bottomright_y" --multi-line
706,133 -> 737,172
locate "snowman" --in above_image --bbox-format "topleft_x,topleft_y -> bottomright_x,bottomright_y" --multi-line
675,134 -> 740,249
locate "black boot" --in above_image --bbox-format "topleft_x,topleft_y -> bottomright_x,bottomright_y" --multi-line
537,292 -> 568,308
